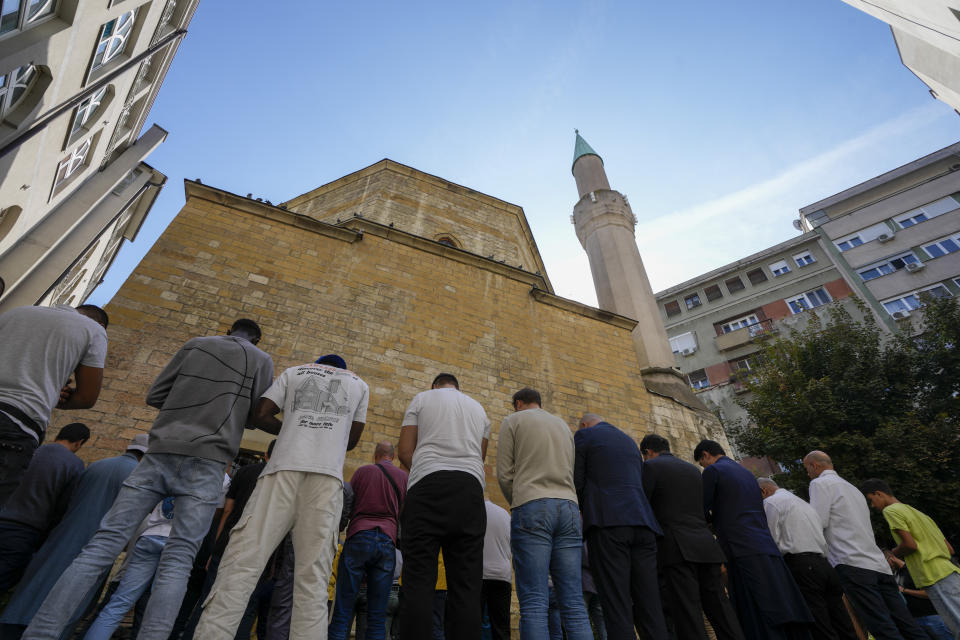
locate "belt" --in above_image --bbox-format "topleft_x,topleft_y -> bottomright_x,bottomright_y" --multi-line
0,403 -> 43,442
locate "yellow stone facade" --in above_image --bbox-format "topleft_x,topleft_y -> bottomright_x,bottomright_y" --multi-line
54,161 -> 728,504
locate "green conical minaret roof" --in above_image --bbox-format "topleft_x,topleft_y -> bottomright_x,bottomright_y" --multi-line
572,129 -> 602,173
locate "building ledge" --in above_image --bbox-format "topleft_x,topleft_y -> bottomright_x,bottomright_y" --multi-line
529,287 -> 638,330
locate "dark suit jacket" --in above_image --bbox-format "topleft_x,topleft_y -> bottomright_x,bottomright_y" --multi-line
574,422 -> 661,535
702,456 -> 781,559
642,453 -> 726,567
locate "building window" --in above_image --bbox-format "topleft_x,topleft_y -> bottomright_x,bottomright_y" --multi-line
54,137 -> 91,188
684,293 -> 702,310
893,195 -> 959,229
922,284 -> 952,299
0,0 -> 56,36
704,284 -> 723,301
922,233 -> 960,259
0,205 -> 21,242
720,314 -> 759,334
725,276 -> 745,293
70,86 -> 108,136
769,260 -> 791,277
746,268 -> 767,285
786,287 -> 832,314
857,252 -> 920,281
0,64 -> 36,117
92,10 -> 136,71
669,331 -> 697,355
793,251 -> 816,267
882,294 -> 920,316
835,234 -> 864,251
664,300 -> 681,317
687,369 -> 709,390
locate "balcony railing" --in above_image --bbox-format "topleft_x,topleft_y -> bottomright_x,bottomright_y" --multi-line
714,318 -> 777,352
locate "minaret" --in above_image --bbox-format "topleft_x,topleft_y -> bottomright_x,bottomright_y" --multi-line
570,131 -> 683,383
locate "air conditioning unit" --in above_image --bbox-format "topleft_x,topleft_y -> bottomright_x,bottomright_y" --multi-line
681,348 -> 696,356
892,310 -> 911,320
877,233 -> 893,243
905,262 -> 925,273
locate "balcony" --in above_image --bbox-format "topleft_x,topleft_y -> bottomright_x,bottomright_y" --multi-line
714,319 -> 777,352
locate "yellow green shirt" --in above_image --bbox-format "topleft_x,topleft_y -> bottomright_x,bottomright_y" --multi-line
883,502 -> 959,588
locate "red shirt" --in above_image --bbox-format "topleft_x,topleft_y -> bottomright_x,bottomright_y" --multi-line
346,460 -> 408,543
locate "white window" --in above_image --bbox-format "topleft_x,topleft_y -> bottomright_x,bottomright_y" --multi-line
769,260 -> 791,277
893,196 -> 959,229
92,10 -> 136,70
54,137 -> 91,187
793,251 -> 816,267
836,235 -> 863,251
721,314 -> 759,334
786,287 -> 832,314
922,284 -> 952,299
0,0 -> 56,36
882,294 -> 920,315
669,332 -> 698,355
922,233 -> 960,259
0,64 -> 36,117
688,369 -> 710,390
70,86 -> 107,135
858,252 -> 920,281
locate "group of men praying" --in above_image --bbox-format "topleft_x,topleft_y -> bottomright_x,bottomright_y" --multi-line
0,303 -> 957,640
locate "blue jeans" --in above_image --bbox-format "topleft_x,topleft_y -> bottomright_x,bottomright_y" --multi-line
84,535 -> 167,640
328,529 -> 396,640
511,498 -> 593,640
23,453 -> 224,640
926,572 -> 960,638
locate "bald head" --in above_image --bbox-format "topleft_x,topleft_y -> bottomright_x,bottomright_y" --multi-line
803,450 -> 833,479
374,441 -> 395,462
578,413 -> 603,430
757,477 -> 778,499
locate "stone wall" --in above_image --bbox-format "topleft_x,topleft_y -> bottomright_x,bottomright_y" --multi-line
54,178 -> 728,504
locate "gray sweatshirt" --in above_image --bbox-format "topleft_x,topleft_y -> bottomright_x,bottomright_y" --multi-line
145,335 -> 274,464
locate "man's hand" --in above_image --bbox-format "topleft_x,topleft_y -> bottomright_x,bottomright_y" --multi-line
57,366 -> 103,410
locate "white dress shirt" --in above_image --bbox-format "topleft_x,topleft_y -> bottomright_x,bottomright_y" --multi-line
808,470 -> 890,573
763,488 -> 827,556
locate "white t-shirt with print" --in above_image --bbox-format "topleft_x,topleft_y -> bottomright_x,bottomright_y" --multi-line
403,387 -> 491,490
260,363 -> 369,482
141,498 -> 176,538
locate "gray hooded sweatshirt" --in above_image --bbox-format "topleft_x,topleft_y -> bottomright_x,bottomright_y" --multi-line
145,335 -> 274,464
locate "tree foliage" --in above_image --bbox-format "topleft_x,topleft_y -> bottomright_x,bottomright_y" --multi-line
729,296 -> 960,545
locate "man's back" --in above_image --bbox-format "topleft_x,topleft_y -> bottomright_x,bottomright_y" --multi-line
763,489 -> 826,556
702,457 -> 780,558
497,407 -> 576,508
403,387 -> 490,489
574,423 -> 660,533
260,363 -> 369,481
642,453 -> 724,565
346,461 -> 408,543
882,502 -> 959,588
0,305 -> 107,430
0,443 -> 84,531
809,470 -> 889,573
146,335 -> 274,465
482,500 -> 511,583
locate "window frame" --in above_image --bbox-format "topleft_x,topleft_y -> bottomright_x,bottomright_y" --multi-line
857,252 -> 921,281
719,314 -> 759,334
684,292 -> 702,310
793,251 -> 816,268
0,64 -> 36,118
687,369 -> 710,390
0,0 -> 58,40
704,283 -> 723,301
835,233 -> 864,252
746,268 -> 767,285
725,276 -> 745,293
664,300 -> 681,318
768,259 -> 791,277
669,331 -> 698,355
893,195 -> 959,229
921,232 -> 960,260
91,9 -> 138,73
52,136 -> 93,194
786,287 -> 832,314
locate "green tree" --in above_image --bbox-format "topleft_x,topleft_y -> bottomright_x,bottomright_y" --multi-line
729,297 -> 960,545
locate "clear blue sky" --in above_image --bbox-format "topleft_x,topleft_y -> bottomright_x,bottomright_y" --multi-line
89,0 -> 960,308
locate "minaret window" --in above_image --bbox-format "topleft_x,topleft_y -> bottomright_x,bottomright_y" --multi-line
71,86 -> 109,135
0,64 -> 36,117
54,137 -> 92,189
0,0 -> 57,36
435,234 -> 460,249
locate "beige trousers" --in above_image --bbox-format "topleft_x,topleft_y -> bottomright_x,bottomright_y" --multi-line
195,471 -> 342,640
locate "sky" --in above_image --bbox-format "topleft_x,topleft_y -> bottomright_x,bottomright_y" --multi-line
88,0 -> 960,309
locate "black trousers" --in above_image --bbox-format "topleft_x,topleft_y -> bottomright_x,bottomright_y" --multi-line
783,554 -> 857,640
662,561 -> 744,640
587,525 -> 668,640
398,471 -> 485,640
834,564 -> 928,640
481,579 -> 511,640
0,418 -> 37,508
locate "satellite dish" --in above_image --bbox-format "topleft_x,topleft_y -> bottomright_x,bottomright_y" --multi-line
792,219 -> 803,231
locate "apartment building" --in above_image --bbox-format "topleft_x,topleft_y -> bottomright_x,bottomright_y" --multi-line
800,141 -> 960,328
0,0 -> 200,312
840,1 -> 960,113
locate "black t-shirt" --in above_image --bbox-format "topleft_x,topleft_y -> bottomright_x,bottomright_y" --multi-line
212,461 -> 264,557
